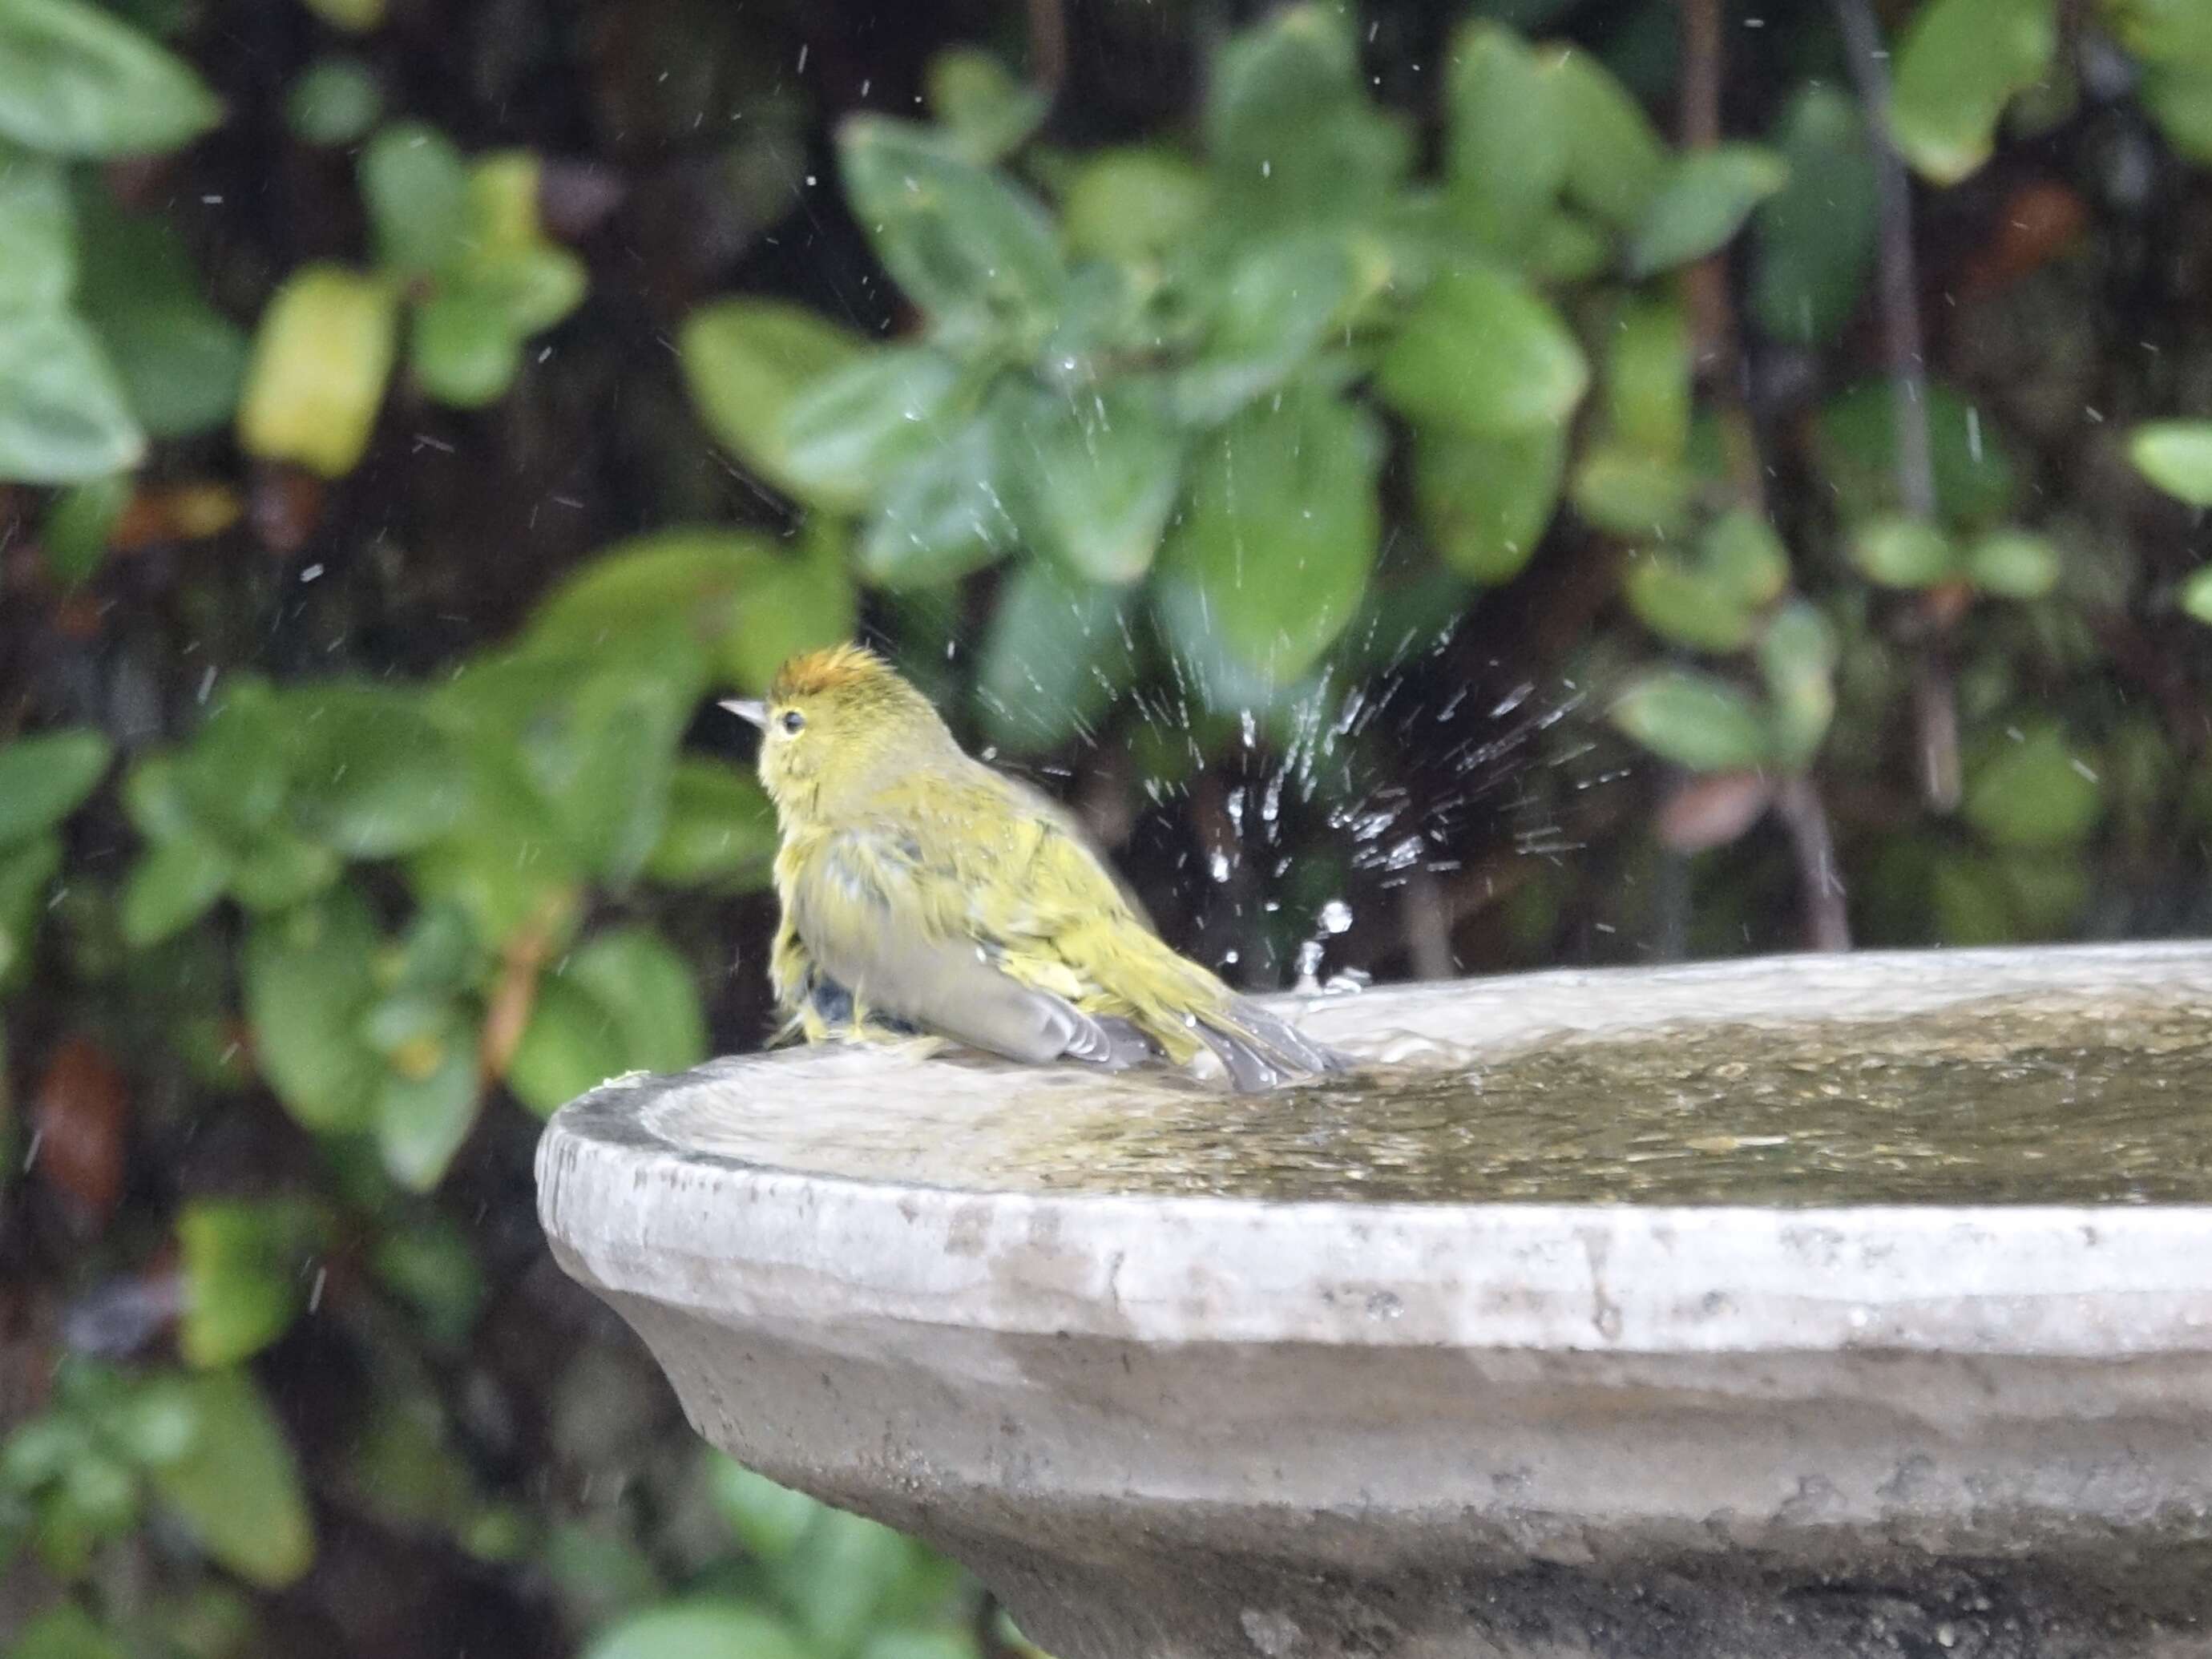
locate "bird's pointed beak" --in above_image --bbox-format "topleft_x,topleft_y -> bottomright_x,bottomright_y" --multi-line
720,698 -> 769,729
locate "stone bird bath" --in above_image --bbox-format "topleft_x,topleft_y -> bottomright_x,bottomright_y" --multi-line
536,943 -> 2212,1657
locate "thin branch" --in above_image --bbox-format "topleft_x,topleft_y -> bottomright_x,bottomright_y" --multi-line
1026,0 -> 1068,99
1831,0 -> 1961,811
1776,776 -> 1852,951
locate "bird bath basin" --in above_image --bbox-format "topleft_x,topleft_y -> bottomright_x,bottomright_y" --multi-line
535,943 -> 2212,1657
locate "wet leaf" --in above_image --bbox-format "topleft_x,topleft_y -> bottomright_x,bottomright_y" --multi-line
924,46 -> 1046,163
0,0 -> 221,157
528,528 -> 782,659
2141,65 -> 2212,163
40,472 -> 126,583
119,834 -> 232,947
1701,508 -> 1790,608
974,560 -> 1140,753
73,185 -> 248,439
1159,383 -> 1381,688
999,380 -> 1183,584
1570,442 -> 1695,539
1546,44 -> 1668,229
1443,22 -> 1568,246
504,975 -> 627,1116
10,1605 -> 128,1659
776,345 -> 961,511
2180,565 -> 2212,624
568,927 -> 705,1079
1061,147 -> 1209,261
1603,294 -> 1691,459
1965,529 -> 2060,599
2130,421 -> 2212,507
1964,724 -> 2101,849
375,1034 -> 480,1191
176,1198 -> 314,1367
360,121 -> 470,276
288,683 -> 473,858
1611,669 -> 1772,773
236,265 -> 398,478
706,1455 -> 821,1563
0,830 -> 62,983
1847,515 -> 1956,587
285,55 -> 381,146
858,411 -> 1017,587
678,300 -> 866,506
1754,87 -> 1878,345
243,887 -> 382,1132
1412,424 -> 1564,583
527,659 -> 701,883
0,308 -> 143,481
583,1603 -> 813,1659
31,1034 -> 127,1225
0,147 -> 73,309
139,1368 -> 314,1588
645,760 -> 777,887
458,242 -> 585,337
838,115 -> 1064,342
774,1508 -> 914,1657
721,521 -> 858,691
2109,0 -> 2212,69
1891,0 -> 2058,184
1174,232 -> 1353,425
1757,599 -> 1839,769
372,1214 -> 484,1345
1815,381 -> 2017,526
410,287 -> 521,407
1627,143 -> 1787,276
1623,553 -> 1754,652
1377,263 -> 1587,436
0,729 -> 110,847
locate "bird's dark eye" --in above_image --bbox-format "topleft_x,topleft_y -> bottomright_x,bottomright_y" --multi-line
780,709 -> 805,735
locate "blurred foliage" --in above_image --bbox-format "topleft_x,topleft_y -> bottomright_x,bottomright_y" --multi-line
6,0 -> 2212,1653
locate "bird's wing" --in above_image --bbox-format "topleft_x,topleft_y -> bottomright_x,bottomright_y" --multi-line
787,803 -> 1140,1066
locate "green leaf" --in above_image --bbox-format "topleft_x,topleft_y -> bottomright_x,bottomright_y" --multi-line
706,1455 -> 822,1563
39,471 -> 127,583
838,115 -> 1065,342
2180,565 -> 2212,624
360,121 -> 471,277
773,1509 -> 914,1658
1754,87 -> 1878,346
2141,64 -> 2212,163
529,658 -> 701,882
140,1368 -> 313,1588
583,1603 -> 813,1659
678,300 -> 866,506
2110,0 -> 2212,69
527,528 -> 782,663
1546,44 -> 1668,228
1814,381 -> 2017,526
647,760 -> 777,887
457,242 -> 585,337
1205,2 -> 1409,232
1604,295 -> 1691,459
119,834 -> 232,947
0,0 -> 220,157
0,728 -> 109,847
1891,0 -> 2059,184
1757,599 -> 1838,769
2130,421 -> 2212,507
285,55 -> 382,146
567,927 -> 706,1079
1623,554 -> 1754,652
1158,382 -> 1380,688
410,288 -> 521,406
9,1605 -> 128,1659
1611,669 -> 1772,772
1701,507 -> 1789,608
375,1035 -> 481,1191
999,380 -> 1183,584
1443,22 -> 1570,245
1412,424 -> 1564,583
504,975 -> 626,1116
858,412 -> 1017,587
1570,442 -> 1696,539
924,46 -> 1047,163
1847,515 -> 1956,587
236,264 -> 398,478
72,184 -> 248,439
724,519 -> 858,692
0,308 -> 143,482
0,147 -> 72,308
243,888 -> 382,1132
776,345 -> 961,511
1627,143 -> 1787,276
372,1215 -> 485,1344
1965,529 -> 2060,599
1964,725 -> 2101,848
1061,147 -> 1209,262
0,832 -> 61,983
177,1198 -> 313,1368
288,683 -> 473,858
974,560 -> 1140,753
1174,232 -> 1354,425
1377,263 -> 1587,437
227,825 -> 343,912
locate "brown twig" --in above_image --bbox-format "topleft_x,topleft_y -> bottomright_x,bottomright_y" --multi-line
1677,0 -> 1849,951
1830,0 -> 1961,812
1025,0 -> 1068,99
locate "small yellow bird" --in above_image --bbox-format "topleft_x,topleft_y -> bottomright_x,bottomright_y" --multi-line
723,643 -> 1346,1090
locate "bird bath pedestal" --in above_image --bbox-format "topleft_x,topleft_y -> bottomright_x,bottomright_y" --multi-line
535,945 -> 2212,1658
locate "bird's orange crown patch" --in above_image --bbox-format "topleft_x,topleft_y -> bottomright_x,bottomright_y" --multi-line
769,642 -> 893,702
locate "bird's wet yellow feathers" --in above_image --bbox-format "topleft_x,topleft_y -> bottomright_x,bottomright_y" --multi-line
723,644 -> 1342,1089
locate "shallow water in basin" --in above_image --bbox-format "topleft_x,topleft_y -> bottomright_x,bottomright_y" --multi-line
657,994 -> 2212,1204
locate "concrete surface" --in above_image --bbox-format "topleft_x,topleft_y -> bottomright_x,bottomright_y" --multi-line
537,943 -> 2212,1657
